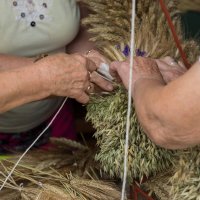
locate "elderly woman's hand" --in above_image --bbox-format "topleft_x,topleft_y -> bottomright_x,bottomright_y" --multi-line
37,53 -> 113,104
156,57 -> 187,83
110,57 -> 164,93
85,50 -> 114,92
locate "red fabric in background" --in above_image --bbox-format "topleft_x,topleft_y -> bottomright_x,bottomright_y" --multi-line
0,100 -> 76,152
50,100 -> 76,140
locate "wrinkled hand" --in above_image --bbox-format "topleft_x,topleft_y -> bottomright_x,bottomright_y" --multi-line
110,57 -> 164,91
156,57 -> 187,83
85,50 -> 114,92
37,53 -> 98,104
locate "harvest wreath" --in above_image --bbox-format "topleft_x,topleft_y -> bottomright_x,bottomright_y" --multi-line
0,1 -> 199,200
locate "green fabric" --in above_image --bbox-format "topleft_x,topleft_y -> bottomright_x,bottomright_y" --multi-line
0,0 -> 80,57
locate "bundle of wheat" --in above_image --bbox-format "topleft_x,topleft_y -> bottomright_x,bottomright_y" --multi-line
142,169 -> 173,200
143,146 -> 200,200
84,0 -> 200,182
87,87 -> 177,181
0,164 -> 121,200
0,138 -> 121,200
170,147 -> 200,200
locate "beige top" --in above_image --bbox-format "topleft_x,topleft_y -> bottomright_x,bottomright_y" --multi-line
0,0 -> 80,133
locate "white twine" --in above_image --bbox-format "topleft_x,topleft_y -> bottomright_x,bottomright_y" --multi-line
0,97 -> 68,191
121,0 -> 136,199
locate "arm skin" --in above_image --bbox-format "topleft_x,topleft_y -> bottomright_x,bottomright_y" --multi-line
65,2 -> 95,54
0,55 -> 49,113
0,54 -> 34,71
0,53 -> 101,113
134,60 -> 200,149
0,61 -> 49,113
110,57 -> 200,149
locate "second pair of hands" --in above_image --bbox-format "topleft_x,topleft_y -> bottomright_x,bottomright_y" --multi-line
110,56 -> 187,93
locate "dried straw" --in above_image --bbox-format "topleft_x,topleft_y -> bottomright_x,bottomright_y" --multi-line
142,169 -> 173,200
170,147 -> 200,200
83,0 -> 200,198
0,138 -> 121,200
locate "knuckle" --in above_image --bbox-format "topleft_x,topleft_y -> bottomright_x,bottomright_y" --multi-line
74,54 -> 83,60
89,72 -> 95,81
73,90 -> 81,98
81,58 -> 87,66
90,76 -> 94,83
74,54 -> 87,64
76,93 -> 87,102
82,69 -> 88,78
79,70 -> 88,82
73,56 -> 89,71
80,82 -> 86,90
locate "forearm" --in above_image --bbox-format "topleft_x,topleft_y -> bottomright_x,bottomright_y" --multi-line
134,62 -> 200,149
134,79 -> 169,147
0,54 -> 34,71
0,63 -> 50,113
66,2 -> 95,54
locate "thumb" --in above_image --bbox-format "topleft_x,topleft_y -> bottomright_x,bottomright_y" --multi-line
110,61 -> 123,82
109,61 -> 120,77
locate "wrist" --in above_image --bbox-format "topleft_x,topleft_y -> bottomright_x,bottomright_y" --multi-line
12,63 -> 51,103
133,76 -> 165,99
134,75 -> 164,86
34,59 -> 52,97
